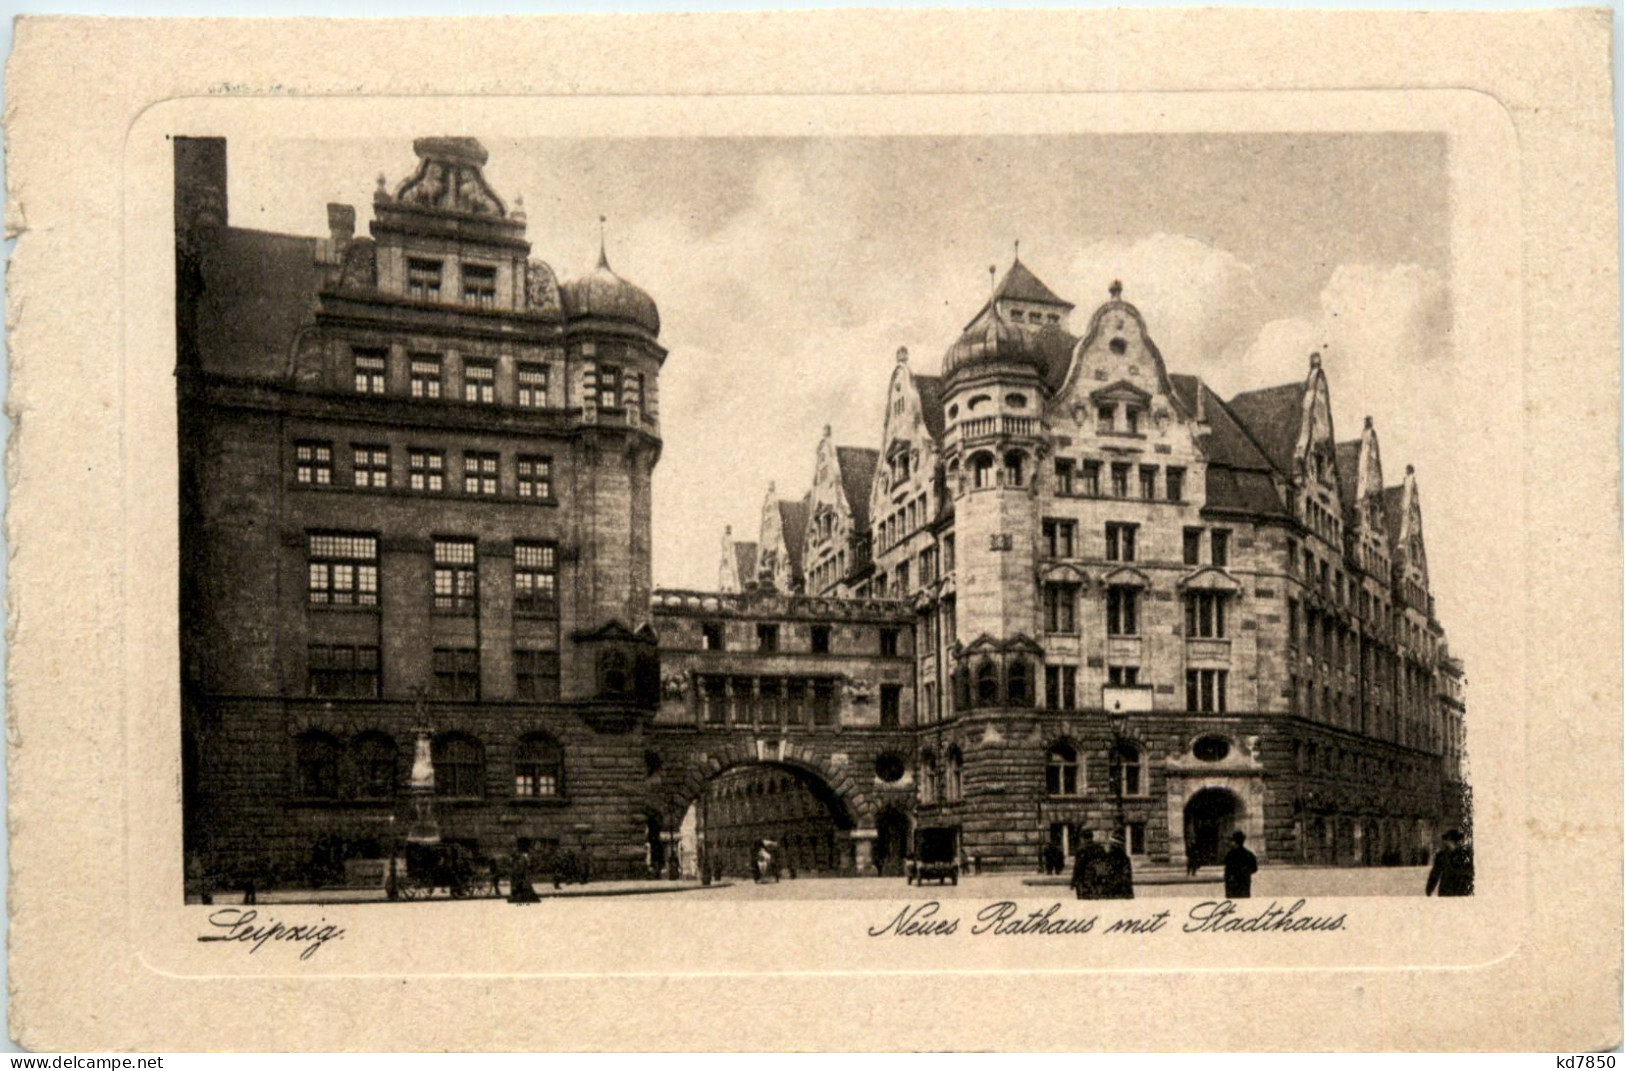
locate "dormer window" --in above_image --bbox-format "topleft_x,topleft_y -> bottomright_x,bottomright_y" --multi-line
407,258 -> 442,302
1005,393 -> 1027,409
461,263 -> 497,308
1097,404 -> 1115,431
1125,407 -> 1140,434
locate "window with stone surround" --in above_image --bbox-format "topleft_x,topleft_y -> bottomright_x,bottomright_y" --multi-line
513,542 -> 558,617
1043,584 -> 1078,634
462,451 -> 499,495
1045,664 -> 1077,710
295,441 -> 333,486
461,263 -> 497,308
811,680 -> 838,726
1185,592 -> 1228,638
306,644 -> 380,698
1183,527 -> 1203,565
514,649 -> 560,701
353,732 -> 398,800
1054,458 -> 1075,495
1211,529 -> 1231,568
1139,465 -> 1158,500
1118,742 -> 1146,797
407,258 -> 443,302
432,732 -> 484,796
1106,587 -> 1139,637
514,733 -> 564,798
295,731 -> 341,798
433,538 -> 477,614
307,533 -> 378,607
1165,467 -> 1185,502
432,648 -> 480,701
353,349 -> 387,394
353,445 -> 389,489
1045,742 -> 1080,796
1110,462 -> 1130,498
408,448 -> 445,492
879,684 -> 901,728
1108,665 -> 1140,686
462,361 -> 496,405
1186,668 -> 1229,713
410,355 -> 443,399
1042,518 -> 1076,559
1081,460 -> 1102,497
1105,523 -> 1138,563
516,455 -> 552,501
517,363 -> 548,408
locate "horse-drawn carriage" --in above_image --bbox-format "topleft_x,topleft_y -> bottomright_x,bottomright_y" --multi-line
390,841 -> 478,900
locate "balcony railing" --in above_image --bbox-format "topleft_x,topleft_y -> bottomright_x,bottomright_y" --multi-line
952,415 -> 1041,441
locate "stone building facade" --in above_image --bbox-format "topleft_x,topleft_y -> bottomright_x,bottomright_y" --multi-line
181,136 -> 1468,888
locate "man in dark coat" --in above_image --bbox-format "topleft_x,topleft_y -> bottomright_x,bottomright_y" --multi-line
1425,829 -> 1474,897
1099,830 -> 1134,900
1070,829 -> 1106,900
1223,831 -> 1259,899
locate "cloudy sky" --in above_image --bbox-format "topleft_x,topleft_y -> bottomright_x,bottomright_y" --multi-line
228,133 -> 1468,656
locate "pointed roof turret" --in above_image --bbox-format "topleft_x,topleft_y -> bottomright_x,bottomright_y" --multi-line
560,216 -> 661,336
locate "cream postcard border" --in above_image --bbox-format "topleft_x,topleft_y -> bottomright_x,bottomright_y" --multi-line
7,13 -> 1617,1052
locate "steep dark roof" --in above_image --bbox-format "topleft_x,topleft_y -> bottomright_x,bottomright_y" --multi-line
1167,374 -> 1289,518
733,542 -> 759,587
1031,325 -> 1080,393
995,257 -> 1073,309
193,226 -> 321,379
1225,382 -> 1306,476
836,446 -> 879,532
778,497 -> 809,576
1334,440 -> 1363,527
913,374 -> 946,440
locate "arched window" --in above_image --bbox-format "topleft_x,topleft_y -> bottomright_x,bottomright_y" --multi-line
970,452 -> 995,490
514,733 -> 564,798
296,730 -> 340,798
1045,742 -> 1079,796
1006,658 -> 1033,707
975,660 -> 1000,707
918,751 -> 938,805
1003,451 -> 1026,487
433,733 -> 485,798
1118,742 -> 1145,797
952,664 -> 971,712
946,746 -> 964,802
353,731 -> 398,799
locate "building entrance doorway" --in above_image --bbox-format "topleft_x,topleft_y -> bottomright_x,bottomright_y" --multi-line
1183,787 -> 1243,867
874,807 -> 910,877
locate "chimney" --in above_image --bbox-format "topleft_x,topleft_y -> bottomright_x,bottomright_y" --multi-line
327,203 -> 355,246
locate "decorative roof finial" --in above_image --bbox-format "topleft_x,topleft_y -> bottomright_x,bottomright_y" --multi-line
512,193 -> 526,221
374,173 -> 390,203
1013,238 -> 1021,261
1406,464 -> 1415,476
1364,415 -> 1374,428
823,424 -> 832,437
1309,351 -> 1322,370
1109,279 -> 1123,300
896,346 -> 909,364
596,214 -> 610,271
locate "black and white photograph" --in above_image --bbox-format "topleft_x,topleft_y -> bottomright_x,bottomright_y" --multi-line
176,130 -> 1473,908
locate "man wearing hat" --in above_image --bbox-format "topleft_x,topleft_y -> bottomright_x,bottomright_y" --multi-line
1425,829 -> 1474,897
1100,829 -> 1135,900
1223,830 -> 1258,899
1070,829 -> 1107,900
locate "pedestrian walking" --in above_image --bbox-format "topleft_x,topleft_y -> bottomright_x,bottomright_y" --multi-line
1071,829 -> 1106,899
1100,830 -> 1134,900
508,845 -> 538,903
1223,831 -> 1258,899
1185,839 -> 1200,877
1425,829 -> 1474,897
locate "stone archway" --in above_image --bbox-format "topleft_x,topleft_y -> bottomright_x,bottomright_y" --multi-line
1183,787 -> 1245,868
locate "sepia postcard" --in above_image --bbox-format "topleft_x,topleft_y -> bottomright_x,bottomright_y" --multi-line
5,10 -> 1619,1053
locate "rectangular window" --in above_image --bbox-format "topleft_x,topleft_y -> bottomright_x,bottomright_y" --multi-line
1045,665 -> 1077,710
353,349 -> 387,394
307,533 -> 378,607
1185,668 -> 1229,713
1110,463 -> 1130,498
513,542 -> 558,616
757,623 -> 780,653
1054,458 -> 1075,495
1108,665 -> 1140,686
516,455 -> 553,501
895,561 -> 909,594
943,534 -> 955,573
1125,407 -> 1140,435
461,263 -> 497,308
432,647 -> 479,700
1185,592 -> 1228,638
295,441 -> 333,486
408,449 -> 445,492
1128,822 -> 1147,856
410,355 -> 442,399
1166,467 -> 1185,502
811,680 -> 837,726
701,622 -> 726,651
1183,527 -> 1202,565
463,361 -> 496,405
407,258 -> 442,301
1107,587 -> 1139,637
433,538 -> 477,614
1042,518 -> 1076,559
462,451 -> 499,496
1106,522 -> 1138,563
1139,465 -> 1157,500
307,644 -> 380,698
352,445 -> 389,489
597,365 -> 621,410
1081,461 -> 1102,497
879,684 -> 901,728
1287,599 -> 1300,647
1211,529 -> 1231,568
1096,404 -> 1115,431
514,649 -> 561,702
1043,584 -> 1077,633
784,680 -> 807,725
701,677 -> 727,724
879,628 -> 901,657
517,363 -> 548,408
